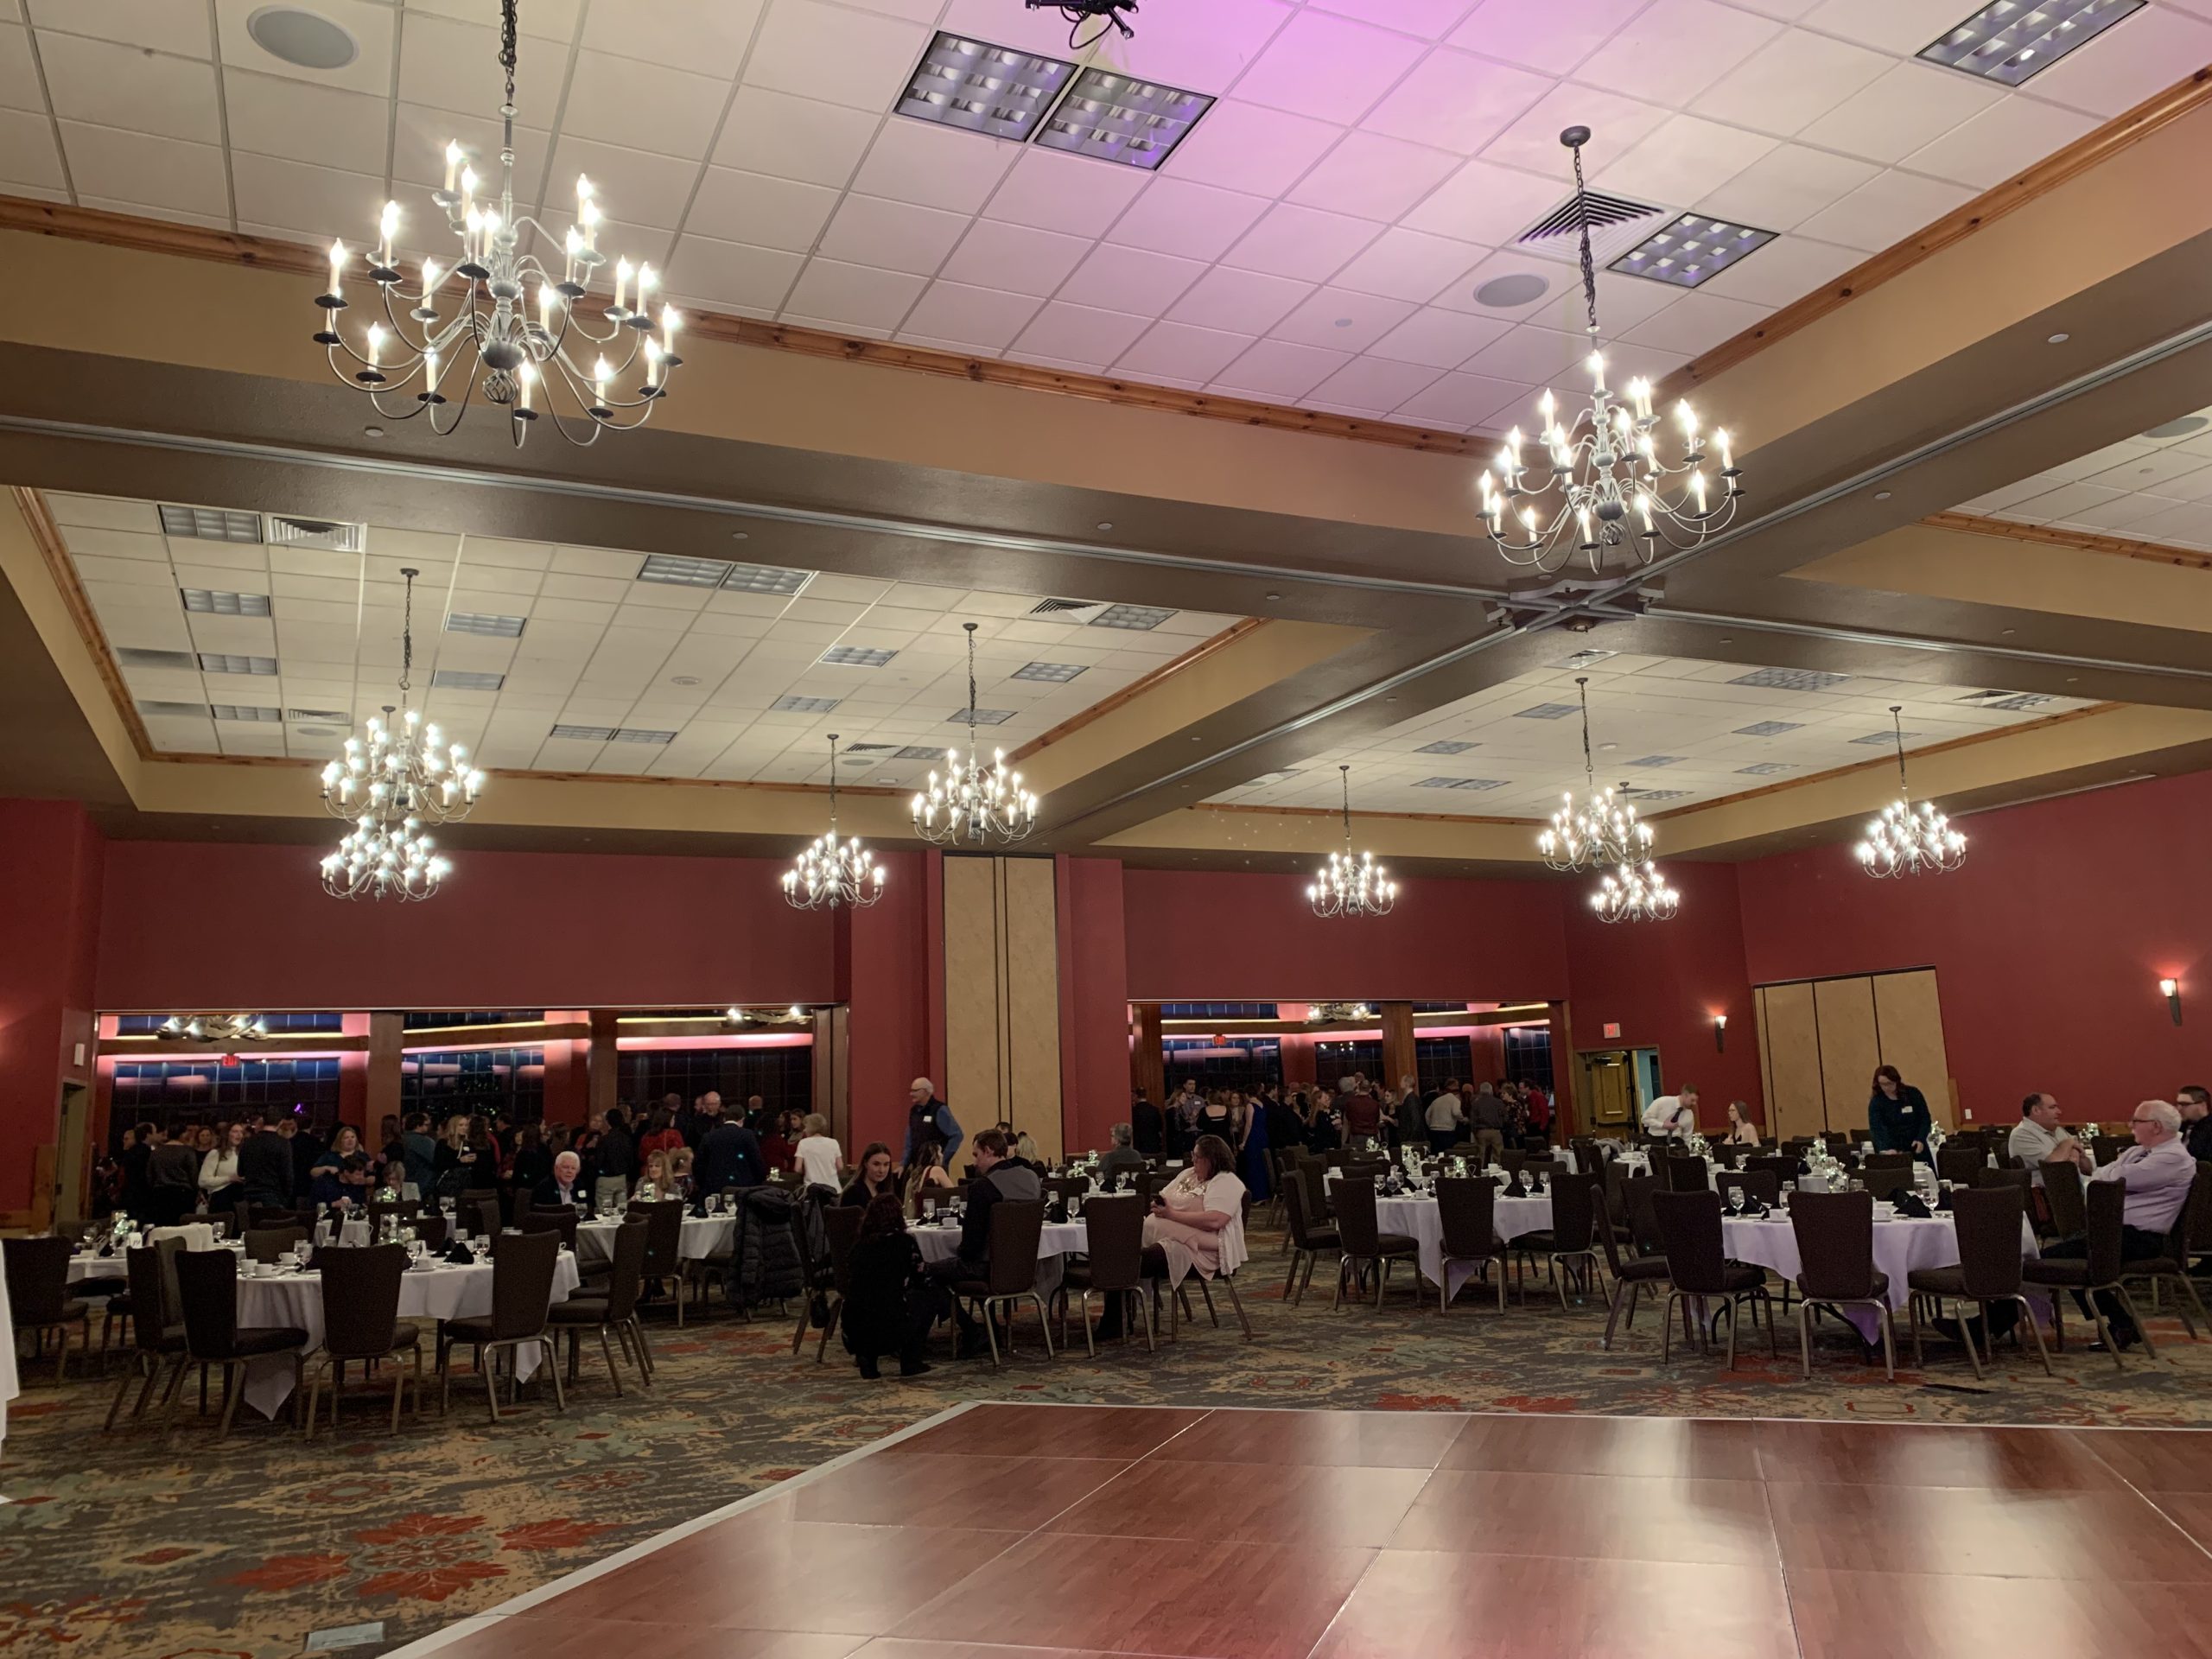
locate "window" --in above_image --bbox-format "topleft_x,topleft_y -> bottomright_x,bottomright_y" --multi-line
404,1010 -> 544,1029
1503,1026 -> 1554,1090
114,1011 -> 343,1034
1161,1037 -> 1279,1095
616,1048 -> 813,1121
1313,1039 -> 1384,1090
109,1058 -> 344,1144
1414,1036 -> 1472,1096
401,1048 -> 545,1123
1158,1001 -> 1277,1020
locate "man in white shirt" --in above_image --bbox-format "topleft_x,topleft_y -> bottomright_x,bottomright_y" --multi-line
1424,1086 -> 1465,1153
2042,1100 -> 2199,1350
1642,1086 -> 1699,1139
2009,1092 -> 2088,1185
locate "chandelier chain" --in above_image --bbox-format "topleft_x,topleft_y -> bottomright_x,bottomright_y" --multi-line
1889,704 -> 1910,791
398,566 -> 415,695
1576,675 -> 1594,789
1569,137 -> 1599,337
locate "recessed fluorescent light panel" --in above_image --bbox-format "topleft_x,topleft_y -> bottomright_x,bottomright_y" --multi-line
1414,776 -> 1507,790
1734,721 -> 1802,737
721,561 -> 814,597
820,645 -> 899,668
1920,0 -> 2142,85
1610,213 -> 1777,289
1737,761 -> 1793,775
117,647 -> 198,671
550,724 -> 618,741
1034,69 -> 1215,171
1515,702 -> 1579,720
432,670 -> 505,690
1852,728 -> 1918,744
898,33 -> 1077,140
446,612 -> 526,638
199,653 -> 277,676
893,745 -> 950,761
1554,649 -> 1617,669
952,708 -> 1017,725
181,588 -> 273,617
209,703 -> 282,721
1011,660 -> 1086,683
1089,603 -> 1175,631
159,505 -> 263,542
638,553 -> 736,588
609,728 -> 676,744
1629,755 -> 1685,768
1415,740 -> 1478,755
772,695 -> 841,714
1986,693 -> 2055,710
1620,786 -> 1692,802
137,699 -> 210,719
288,708 -> 350,722
1730,667 -> 1850,692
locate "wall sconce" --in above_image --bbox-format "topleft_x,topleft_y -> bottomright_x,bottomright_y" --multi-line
2161,978 -> 2183,1026
1713,1014 -> 1728,1052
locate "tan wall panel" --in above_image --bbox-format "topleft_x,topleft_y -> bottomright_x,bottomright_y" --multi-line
1874,969 -> 1955,1129
1002,857 -> 1064,1164
1758,982 -> 1826,1141
1813,977 -> 1879,1137
942,855 -> 1003,1144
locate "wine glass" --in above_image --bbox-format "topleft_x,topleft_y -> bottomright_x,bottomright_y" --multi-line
1727,1185 -> 1746,1216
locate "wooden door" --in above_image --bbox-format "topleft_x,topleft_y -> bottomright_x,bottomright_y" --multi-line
1813,976 -> 1879,1139
1874,968 -> 1955,1128
1757,981 -> 1824,1141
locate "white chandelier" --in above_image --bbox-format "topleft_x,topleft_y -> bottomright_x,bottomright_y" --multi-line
725,1005 -> 810,1027
1538,675 -> 1654,873
311,0 -> 678,447
1592,861 -> 1680,924
319,567 -> 483,902
912,621 -> 1039,846
157,1014 -> 268,1042
1856,705 -> 1967,878
784,734 -> 887,911
1310,766 -> 1396,919
1478,127 -> 1742,574
1308,1001 -> 1376,1022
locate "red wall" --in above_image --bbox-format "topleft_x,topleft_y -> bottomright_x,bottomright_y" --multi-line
841,849 -> 934,1158
1738,770 -> 2212,1122
0,800 -> 102,1211
1057,855 -> 1131,1155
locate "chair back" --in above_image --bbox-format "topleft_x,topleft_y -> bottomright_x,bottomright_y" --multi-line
242,1225 -> 305,1264
2,1235 -> 70,1324
1971,1166 -> 2032,1198
1078,1194 -> 1145,1293
1522,1156 -> 1566,1179
2082,1177 -> 2126,1282
1861,1164 -> 1916,1203
1716,1169 -> 1781,1209
601,1218 -> 649,1321
1282,1176 -> 1331,1251
1864,1150 -> 1911,1171
982,1199 -> 1046,1298
1435,1176 -> 1499,1260
1499,1149 -> 1528,1174
1658,1155 -> 1707,1193
1546,1172 -> 1599,1252
627,1198 -> 685,1277
319,1243 -> 409,1360
413,1212 -> 449,1249
1751,1154 -> 1799,1187
1622,1174 -> 1662,1256
1332,1176 -> 1383,1255
172,1246 -> 244,1358
522,1206 -> 579,1249
1822,1132 -> 1853,1158
1569,1137 -> 1603,1174
822,1202 -> 864,1296
2186,1160 -> 2212,1259
1949,1185 -> 2026,1300
1295,1159 -> 1331,1223
2093,1136 -> 2126,1166
123,1243 -> 171,1353
486,1227 -> 560,1342
367,1199 -> 421,1232
1042,1177 -> 1086,1208
2042,1158 -> 2088,1237
1651,1189 -> 1731,1294
1789,1190 -> 1878,1301
1936,1146 -> 1985,1185
473,1195 -> 504,1238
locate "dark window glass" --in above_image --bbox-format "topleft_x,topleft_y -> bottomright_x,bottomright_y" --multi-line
403,1010 -> 545,1029
1158,1002 -> 1277,1020
1313,1039 -> 1384,1090
1161,1037 -> 1280,1096
1503,1026 -> 1554,1090
400,1048 -> 545,1122
615,1047 -> 813,1121
1414,1036 -> 1472,1096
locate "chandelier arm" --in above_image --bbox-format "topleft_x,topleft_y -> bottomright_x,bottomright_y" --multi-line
423,352 -> 486,438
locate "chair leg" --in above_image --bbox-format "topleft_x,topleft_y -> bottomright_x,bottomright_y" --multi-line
1222,1274 -> 1251,1339
1602,1280 -> 1632,1350
1961,1301 -> 1987,1381
483,1344 -> 501,1423
1031,1292 -> 1055,1357
791,1293 -> 811,1357
1908,1294 -> 1924,1369
1330,1254 -> 1350,1311
1722,1298 -> 1738,1372
302,1365 -> 323,1441
982,1300 -> 1003,1368
2174,1272 -> 2212,1340
543,1337 -> 566,1413
2114,1286 -> 2158,1360
816,1299 -> 842,1365
2015,1295 -> 2054,1377
215,1362 -> 243,1440
1660,1292 -> 1675,1363
1798,1300 -> 1813,1381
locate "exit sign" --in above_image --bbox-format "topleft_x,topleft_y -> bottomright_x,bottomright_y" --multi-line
1602,1022 -> 1621,1039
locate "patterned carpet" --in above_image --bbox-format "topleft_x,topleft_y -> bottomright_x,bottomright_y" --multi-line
7,1231 -> 2211,1659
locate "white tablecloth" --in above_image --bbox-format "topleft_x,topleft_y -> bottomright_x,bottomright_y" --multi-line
67,1254 -> 129,1286
1720,1211 -> 2039,1338
909,1218 -> 1087,1264
575,1214 -> 735,1266
233,1251 -> 582,1418
0,1249 -> 14,1449
1373,1192 -> 1555,1300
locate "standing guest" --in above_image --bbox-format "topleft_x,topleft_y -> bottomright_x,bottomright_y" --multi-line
695,1104 -> 764,1196
638,1108 -> 684,1165
1394,1076 -> 1426,1151
146,1127 -> 202,1224
1341,1077 -> 1382,1148
922,1130 -> 1039,1359
400,1111 -> 439,1198
2177,1084 -> 2212,1163
289,1115 -> 325,1202
462,1116 -> 500,1191
665,1146 -> 696,1198
761,1109 -> 803,1174
572,1112 -> 604,1191
1867,1065 -> 1934,1160
237,1120 -> 294,1209
745,1095 -> 771,1135
1236,1090 -> 1271,1200
1524,1079 -> 1553,1144
1196,1090 -> 1236,1147
120,1122 -> 156,1217
309,1125 -> 374,1213
198,1121 -> 247,1211
435,1114 -> 480,1198
377,1113 -> 406,1176
1131,1090 -> 1164,1157
1724,1102 -> 1763,1147
1097,1123 -> 1146,1189
506,1126 -> 553,1217
1425,1084 -> 1465,1153
535,1149 -> 589,1207
594,1106 -> 638,1208
794,1114 -> 845,1190
842,1141 -> 899,1208
2041,1101 -> 2199,1351
1263,1088 -> 1302,1163
1642,1085 -> 1700,1140
904,1077 -> 963,1169
842,1193 -> 936,1380
665,1093 -> 697,1150
2012,1093 -> 2090,1183
1169,1078 -> 1202,1159
1468,1083 -> 1510,1165
1303,1091 -> 1342,1155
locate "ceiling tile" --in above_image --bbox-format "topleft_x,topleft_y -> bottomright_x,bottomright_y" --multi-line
1575,0 -> 1781,106
1101,0 -> 1294,91
1798,0 -> 1968,54
662,233 -> 804,312
57,120 -> 226,216
713,86 -> 877,186
2020,5 -> 2212,118
1798,62 -> 2004,166
1058,243 -> 1207,314
1793,167 -> 1975,252
1389,368 -> 1529,427
782,257 -> 926,331
1446,0 -> 1643,73
938,219 -> 1091,298
1104,178 -> 1271,262
816,193 -> 969,275
1221,201 -> 1380,283
541,134 -> 701,228
1268,286 -> 1418,350
1694,27 -> 1893,137
1460,323 -> 1588,384
849,118 -> 1018,214
214,0 -> 393,96
744,0 -> 931,113
1367,304 -> 1510,367
37,31 -> 219,142
685,166 -> 838,252
578,0 -> 765,79
1695,234 -> 1859,307
1330,226 -> 1484,302
1230,9 -> 1428,124
1306,354 -> 1447,410
1163,99 -> 1345,197
1115,321 -> 1258,382
1307,0 -> 1478,34
1479,83 -> 1669,176
1167,265 -> 1316,334
230,151 -> 384,240
1620,289 -> 1772,355
560,49 -> 731,159
1701,143 -> 1879,232
981,146 -> 1148,238
1902,95 -> 2098,190
1212,338 -> 1353,399
1363,46 -> 1552,155
899,280 -> 1043,350
1398,154 -> 1562,243
1598,113 -> 1777,206
1010,301 -> 1154,366
27,0 -> 210,57
221,68 -> 388,175
1288,130 -> 1461,221
0,24 -> 40,111
396,12 -> 505,116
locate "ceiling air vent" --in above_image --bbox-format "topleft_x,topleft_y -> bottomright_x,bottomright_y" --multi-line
117,647 -> 199,671
1030,598 -> 1103,616
1516,189 -> 1664,267
266,516 -> 367,552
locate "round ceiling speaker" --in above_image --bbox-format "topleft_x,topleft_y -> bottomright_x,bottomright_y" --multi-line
2142,415 -> 2210,440
245,7 -> 359,70
1474,272 -> 1549,308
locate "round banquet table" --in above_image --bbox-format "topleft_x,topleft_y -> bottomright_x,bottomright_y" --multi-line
909,1216 -> 1087,1296
67,1253 -> 130,1286
1372,1191 -> 1555,1300
575,1213 -> 735,1266
233,1250 -> 582,1419
0,1244 -> 14,1448
1719,1210 -> 2040,1339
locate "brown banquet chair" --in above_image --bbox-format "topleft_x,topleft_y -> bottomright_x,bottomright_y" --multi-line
4,1236 -> 90,1385
1651,1189 -> 1775,1372
167,1247 -> 308,1439
1280,1175 -> 1339,1308
549,1217 -> 652,1395
950,1199 -> 1052,1367
1434,1176 -> 1509,1314
1905,1185 -> 2050,1378
302,1243 -> 423,1437
1788,1190 -> 1897,1382
1056,1193 -> 1152,1356
1328,1177 -> 1419,1311
438,1227 -> 564,1421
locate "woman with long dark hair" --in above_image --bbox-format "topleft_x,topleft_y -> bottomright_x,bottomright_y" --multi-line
1867,1064 -> 1934,1160
842,1192 -> 936,1379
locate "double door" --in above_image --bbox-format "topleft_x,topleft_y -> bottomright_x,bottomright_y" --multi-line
1754,968 -> 1953,1143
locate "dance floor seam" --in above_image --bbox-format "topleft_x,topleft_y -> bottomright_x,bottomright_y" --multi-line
391,1402 -> 2212,1659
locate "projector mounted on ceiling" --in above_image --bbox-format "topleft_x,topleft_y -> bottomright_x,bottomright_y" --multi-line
1027,0 -> 1138,48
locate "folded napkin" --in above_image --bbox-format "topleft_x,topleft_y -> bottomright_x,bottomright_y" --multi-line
1891,1192 -> 1934,1219
441,1241 -> 478,1264
1046,1199 -> 1069,1224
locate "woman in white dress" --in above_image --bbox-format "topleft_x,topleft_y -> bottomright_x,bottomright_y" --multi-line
1144,1133 -> 1248,1288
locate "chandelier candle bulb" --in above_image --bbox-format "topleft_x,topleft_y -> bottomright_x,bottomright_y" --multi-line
613,258 -> 631,314
636,263 -> 657,308
1716,429 -> 1734,474
661,304 -> 679,357
442,140 -> 462,193
460,166 -> 477,217
563,227 -> 582,284
592,356 -> 610,410
1692,471 -> 1707,514
517,361 -> 535,410
377,201 -> 399,270
579,196 -> 600,253
326,239 -> 345,299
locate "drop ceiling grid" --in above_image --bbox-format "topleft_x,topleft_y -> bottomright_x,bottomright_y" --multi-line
1205,651 -> 2097,817
1954,400 -> 2212,547
45,490 -> 1242,781
0,0 -> 2192,435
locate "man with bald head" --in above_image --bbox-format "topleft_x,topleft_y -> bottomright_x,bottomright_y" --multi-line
2041,1100 -> 2198,1351
905,1077 -> 962,1168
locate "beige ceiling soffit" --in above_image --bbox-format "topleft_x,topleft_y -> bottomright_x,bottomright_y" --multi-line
1009,618 -> 1266,762
1196,799 -> 1536,829
1100,804 -> 1547,863
1922,510 -> 2212,572
2,486 -> 148,786
1662,64 -> 2212,405
0,195 -> 1478,461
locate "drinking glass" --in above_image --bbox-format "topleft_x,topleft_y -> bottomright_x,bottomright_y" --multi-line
1727,1185 -> 1745,1215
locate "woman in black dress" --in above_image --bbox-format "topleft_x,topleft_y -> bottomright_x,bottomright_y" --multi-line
842,1193 -> 936,1380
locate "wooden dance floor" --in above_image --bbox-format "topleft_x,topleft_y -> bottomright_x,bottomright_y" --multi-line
401,1402 -> 2212,1659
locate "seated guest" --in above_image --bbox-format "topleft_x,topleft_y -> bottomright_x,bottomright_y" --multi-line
2176,1084 -> 2212,1163
636,1148 -> 671,1201
793,1114 -> 844,1190
664,1146 -> 696,1199
2040,1100 -> 2196,1351
1724,1102 -> 1762,1147
373,1162 -> 416,1203
2011,1092 -> 2089,1184
1096,1123 -> 1146,1189
842,1193 -> 937,1380
308,1125 -> 374,1212
1014,1131 -> 1045,1170
922,1130 -> 1039,1359
696,1107 -> 766,1196
900,1142 -> 956,1217
535,1149 -> 589,1207
1144,1133 -> 1249,1288
842,1141 -> 898,1208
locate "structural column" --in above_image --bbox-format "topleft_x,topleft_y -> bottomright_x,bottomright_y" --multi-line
587,1010 -> 620,1126
941,855 -> 1064,1163
366,1011 -> 404,1128
1380,1001 -> 1417,1092
1130,1002 -> 1165,1112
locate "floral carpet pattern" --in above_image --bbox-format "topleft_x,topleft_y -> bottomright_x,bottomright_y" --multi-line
7,1234 -> 2212,1658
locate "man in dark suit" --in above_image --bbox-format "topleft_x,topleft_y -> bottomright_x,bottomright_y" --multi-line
238,1122 -> 294,1209
1130,1090 -> 1164,1157
696,1110 -> 766,1195
534,1150 -> 589,1207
